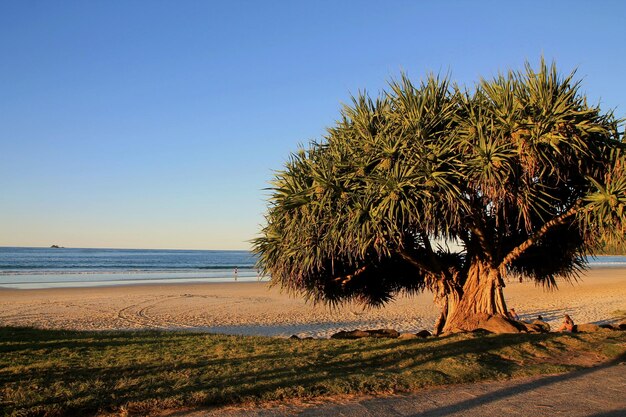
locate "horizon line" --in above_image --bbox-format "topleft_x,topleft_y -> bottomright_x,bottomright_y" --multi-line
0,245 -> 253,252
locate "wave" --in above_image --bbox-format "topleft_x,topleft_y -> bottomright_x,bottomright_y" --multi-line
0,275 -> 269,289
5,274 -> 266,285
588,262 -> 626,266
0,267 -> 256,276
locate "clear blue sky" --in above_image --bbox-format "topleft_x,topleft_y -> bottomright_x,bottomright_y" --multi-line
1,1 -> 624,250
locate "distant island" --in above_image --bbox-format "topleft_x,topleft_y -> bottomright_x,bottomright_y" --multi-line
50,245 -> 64,249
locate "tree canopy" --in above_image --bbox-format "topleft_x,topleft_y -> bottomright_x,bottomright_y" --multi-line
253,60 -> 625,333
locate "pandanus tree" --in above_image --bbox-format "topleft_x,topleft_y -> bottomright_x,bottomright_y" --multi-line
253,60 -> 625,334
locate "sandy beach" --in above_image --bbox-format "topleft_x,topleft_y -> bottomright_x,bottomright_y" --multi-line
1,268 -> 624,338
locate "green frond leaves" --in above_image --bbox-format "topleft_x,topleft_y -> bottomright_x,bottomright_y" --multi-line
582,154 -> 626,248
254,60 -> 624,307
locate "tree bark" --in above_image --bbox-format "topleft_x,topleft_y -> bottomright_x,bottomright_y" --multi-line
433,287 -> 462,335
432,276 -> 462,335
438,260 -> 508,334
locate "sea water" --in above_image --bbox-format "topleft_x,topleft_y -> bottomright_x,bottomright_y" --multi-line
0,247 -> 262,289
0,247 -> 624,290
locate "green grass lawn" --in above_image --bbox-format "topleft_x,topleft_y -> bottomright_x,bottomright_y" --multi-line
1,327 -> 624,416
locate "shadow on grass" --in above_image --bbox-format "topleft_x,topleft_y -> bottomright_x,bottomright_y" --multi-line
1,326 -> 624,416
587,411 -> 626,417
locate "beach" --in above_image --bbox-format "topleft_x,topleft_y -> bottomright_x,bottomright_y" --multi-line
0,268 -> 624,338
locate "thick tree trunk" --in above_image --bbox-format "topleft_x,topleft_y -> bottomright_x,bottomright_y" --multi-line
437,261 -> 508,334
433,284 -> 461,336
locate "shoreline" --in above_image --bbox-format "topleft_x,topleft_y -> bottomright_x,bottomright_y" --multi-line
1,257 -> 624,290
0,263 -> 626,291
0,279 -> 266,292
0,276 -> 267,290
0,268 -> 624,338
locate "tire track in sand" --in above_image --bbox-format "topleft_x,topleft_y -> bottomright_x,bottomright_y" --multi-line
117,295 -> 197,329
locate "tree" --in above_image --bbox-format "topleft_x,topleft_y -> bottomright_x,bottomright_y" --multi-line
253,60 -> 625,334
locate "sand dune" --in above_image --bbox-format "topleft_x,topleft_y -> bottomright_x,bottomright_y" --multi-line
0,268 -> 624,338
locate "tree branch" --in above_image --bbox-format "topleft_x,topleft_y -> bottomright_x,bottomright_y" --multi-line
498,202 -> 582,272
397,248 -> 440,277
420,232 -> 442,273
469,224 -> 494,263
333,265 -> 368,286
467,198 -> 496,264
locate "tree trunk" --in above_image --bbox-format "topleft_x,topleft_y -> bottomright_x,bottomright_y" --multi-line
437,260 -> 508,334
432,272 -> 462,336
433,284 -> 462,336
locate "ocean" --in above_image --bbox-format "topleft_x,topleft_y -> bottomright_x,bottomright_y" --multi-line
0,247 -> 624,290
0,247 -> 261,289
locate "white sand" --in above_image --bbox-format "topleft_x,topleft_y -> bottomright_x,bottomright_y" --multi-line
0,268 -> 624,338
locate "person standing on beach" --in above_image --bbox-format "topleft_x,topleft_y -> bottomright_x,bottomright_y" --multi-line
234,267 -> 238,281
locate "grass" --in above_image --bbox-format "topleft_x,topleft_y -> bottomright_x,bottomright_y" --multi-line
1,327 -> 625,416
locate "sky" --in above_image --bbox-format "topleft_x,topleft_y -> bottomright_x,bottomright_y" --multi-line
1,1 -> 625,250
